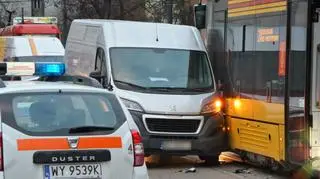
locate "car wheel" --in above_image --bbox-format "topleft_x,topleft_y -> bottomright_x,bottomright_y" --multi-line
199,155 -> 220,166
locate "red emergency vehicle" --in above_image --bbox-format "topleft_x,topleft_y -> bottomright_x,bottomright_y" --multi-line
0,17 -> 61,39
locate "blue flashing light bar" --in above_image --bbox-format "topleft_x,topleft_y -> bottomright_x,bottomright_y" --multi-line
0,62 -> 66,77
34,63 -> 66,76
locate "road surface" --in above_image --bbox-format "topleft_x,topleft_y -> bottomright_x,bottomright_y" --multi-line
147,153 -> 287,179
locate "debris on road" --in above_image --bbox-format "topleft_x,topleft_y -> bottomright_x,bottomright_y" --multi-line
220,152 -> 243,163
177,167 -> 197,173
234,168 -> 252,174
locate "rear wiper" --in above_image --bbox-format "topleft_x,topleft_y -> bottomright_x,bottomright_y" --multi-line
69,126 -> 114,134
113,80 -> 148,90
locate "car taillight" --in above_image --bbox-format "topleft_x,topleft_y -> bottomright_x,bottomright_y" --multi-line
0,132 -> 4,171
131,130 -> 144,167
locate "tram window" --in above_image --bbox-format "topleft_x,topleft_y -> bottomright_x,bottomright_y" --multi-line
226,17 -> 255,96
253,14 -> 287,102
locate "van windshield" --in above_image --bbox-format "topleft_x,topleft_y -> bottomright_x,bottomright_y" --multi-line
110,48 -> 214,93
4,56 -> 64,62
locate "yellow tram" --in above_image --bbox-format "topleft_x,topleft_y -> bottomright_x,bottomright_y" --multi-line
195,0 -> 320,176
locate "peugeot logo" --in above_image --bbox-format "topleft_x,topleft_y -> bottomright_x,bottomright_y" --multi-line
169,105 -> 176,112
67,137 -> 79,149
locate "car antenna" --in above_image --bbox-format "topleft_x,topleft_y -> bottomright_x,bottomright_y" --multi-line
21,8 -> 24,24
155,23 -> 159,42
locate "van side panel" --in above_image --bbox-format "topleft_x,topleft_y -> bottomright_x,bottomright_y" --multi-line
65,23 -> 103,76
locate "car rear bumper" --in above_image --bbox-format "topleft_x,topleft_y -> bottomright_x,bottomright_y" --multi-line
129,111 -> 228,156
133,164 -> 149,179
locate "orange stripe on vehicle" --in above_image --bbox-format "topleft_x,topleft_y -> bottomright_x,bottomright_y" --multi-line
228,0 -> 252,5
78,137 -> 122,149
0,38 -> 6,61
17,138 -> 69,151
228,0 -> 285,9
17,137 -> 122,151
28,38 -> 38,56
228,5 -> 286,17
228,1 -> 286,13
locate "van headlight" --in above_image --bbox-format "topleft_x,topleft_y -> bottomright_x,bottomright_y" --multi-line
200,97 -> 223,115
121,98 -> 144,112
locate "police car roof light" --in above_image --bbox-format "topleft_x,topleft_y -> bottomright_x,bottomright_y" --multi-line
0,62 -> 66,77
34,63 -> 65,76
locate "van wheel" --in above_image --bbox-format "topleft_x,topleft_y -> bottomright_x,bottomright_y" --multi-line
151,154 -> 172,166
158,154 -> 172,165
199,155 -> 220,166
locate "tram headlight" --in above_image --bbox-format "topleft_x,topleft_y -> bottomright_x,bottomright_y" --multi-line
234,99 -> 241,109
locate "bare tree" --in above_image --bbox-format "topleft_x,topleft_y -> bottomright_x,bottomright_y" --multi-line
53,0 -> 147,43
145,0 -> 166,22
145,0 -> 194,24
53,0 -> 196,43
0,0 -> 26,27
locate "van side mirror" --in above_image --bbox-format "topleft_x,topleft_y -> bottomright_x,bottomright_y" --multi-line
194,4 -> 207,29
89,70 -> 113,91
89,70 -> 102,81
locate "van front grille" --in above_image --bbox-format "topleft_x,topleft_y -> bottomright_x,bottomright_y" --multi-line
145,118 -> 201,133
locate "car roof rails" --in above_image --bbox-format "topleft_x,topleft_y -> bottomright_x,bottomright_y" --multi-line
0,76 -> 22,81
37,75 -> 104,88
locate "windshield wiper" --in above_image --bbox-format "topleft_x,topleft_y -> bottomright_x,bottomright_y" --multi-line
148,87 -> 186,91
148,87 -> 212,92
113,80 -> 148,90
187,87 -> 213,92
69,126 -> 114,134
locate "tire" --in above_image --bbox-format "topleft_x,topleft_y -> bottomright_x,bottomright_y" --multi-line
151,154 -> 172,166
158,154 -> 172,164
199,155 -> 220,166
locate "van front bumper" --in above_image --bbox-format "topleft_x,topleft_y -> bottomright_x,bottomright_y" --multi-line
129,111 -> 228,156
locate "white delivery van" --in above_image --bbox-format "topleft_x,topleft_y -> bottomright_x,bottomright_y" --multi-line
0,36 -> 64,62
65,20 -> 228,164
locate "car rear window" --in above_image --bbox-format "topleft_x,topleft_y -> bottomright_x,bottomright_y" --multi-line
0,92 -> 126,136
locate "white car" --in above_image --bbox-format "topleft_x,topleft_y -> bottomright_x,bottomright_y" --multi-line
0,62 -> 149,179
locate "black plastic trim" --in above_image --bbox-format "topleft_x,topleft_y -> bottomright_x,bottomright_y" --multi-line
33,150 -> 111,164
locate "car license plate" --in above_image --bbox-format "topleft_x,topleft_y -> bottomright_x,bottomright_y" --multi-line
44,164 -> 102,178
161,140 -> 191,151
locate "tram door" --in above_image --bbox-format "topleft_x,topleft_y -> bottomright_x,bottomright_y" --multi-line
286,0 -> 310,165
310,3 -> 320,167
